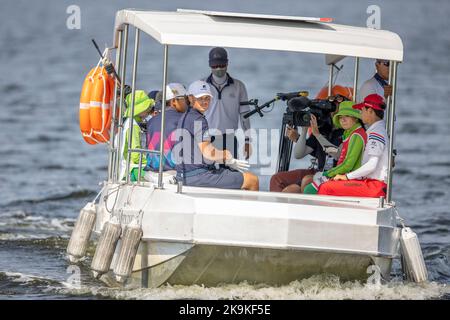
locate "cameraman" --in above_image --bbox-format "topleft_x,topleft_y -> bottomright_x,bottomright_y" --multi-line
269,97 -> 345,193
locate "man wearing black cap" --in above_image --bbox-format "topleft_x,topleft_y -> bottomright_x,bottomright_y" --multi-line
203,47 -> 251,161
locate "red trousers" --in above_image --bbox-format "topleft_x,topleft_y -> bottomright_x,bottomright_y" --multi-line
318,179 -> 387,198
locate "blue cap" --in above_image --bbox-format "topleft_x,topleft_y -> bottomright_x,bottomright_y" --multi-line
148,90 -> 159,100
147,90 -> 162,112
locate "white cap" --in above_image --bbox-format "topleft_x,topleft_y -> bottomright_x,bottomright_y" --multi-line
188,80 -> 212,98
166,83 -> 187,101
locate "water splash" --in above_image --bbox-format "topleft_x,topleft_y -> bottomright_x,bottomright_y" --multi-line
52,275 -> 450,300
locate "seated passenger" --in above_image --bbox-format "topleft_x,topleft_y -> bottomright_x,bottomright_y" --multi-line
270,95 -> 347,193
145,83 -> 188,172
303,101 -> 367,194
318,94 -> 389,198
147,90 -> 163,118
175,80 -> 259,191
119,90 -> 155,181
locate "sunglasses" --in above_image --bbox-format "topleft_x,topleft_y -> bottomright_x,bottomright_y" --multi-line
377,60 -> 390,67
211,64 -> 227,69
328,95 -> 349,103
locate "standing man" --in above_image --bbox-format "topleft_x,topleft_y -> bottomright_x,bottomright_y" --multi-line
203,47 -> 252,159
359,59 -> 392,102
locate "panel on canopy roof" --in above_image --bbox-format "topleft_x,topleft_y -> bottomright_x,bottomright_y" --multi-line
114,9 -> 403,62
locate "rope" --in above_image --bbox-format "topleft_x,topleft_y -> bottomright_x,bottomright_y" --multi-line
83,131 -> 102,144
104,181 -> 152,227
103,182 -> 125,215
394,206 -> 406,228
135,188 -> 154,227
92,184 -> 106,204
91,49 -> 106,80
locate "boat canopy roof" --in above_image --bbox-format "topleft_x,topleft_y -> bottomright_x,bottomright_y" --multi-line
114,9 -> 403,62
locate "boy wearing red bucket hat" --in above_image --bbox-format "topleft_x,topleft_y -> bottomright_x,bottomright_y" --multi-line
318,94 -> 389,198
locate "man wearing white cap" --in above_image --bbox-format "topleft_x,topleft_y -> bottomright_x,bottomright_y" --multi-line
145,83 -> 188,172
175,80 -> 259,190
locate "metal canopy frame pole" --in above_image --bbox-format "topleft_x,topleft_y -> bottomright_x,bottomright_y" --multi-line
386,61 -> 398,203
385,62 -> 394,133
353,57 -> 359,102
115,24 -> 129,182
328,63 -> 334,96
158,45 -> 169,189
126,27 -> 140,183
108,29 -> 122,182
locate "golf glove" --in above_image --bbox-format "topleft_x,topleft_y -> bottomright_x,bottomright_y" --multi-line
225,158 -> 250,173
324,146 -> 339,157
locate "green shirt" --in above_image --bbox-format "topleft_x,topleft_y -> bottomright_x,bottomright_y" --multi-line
123,120 -> 147,168
324,123 -> 365,178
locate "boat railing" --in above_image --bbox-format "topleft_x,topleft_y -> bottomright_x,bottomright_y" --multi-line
129,148 -> 160,182
107,25 -> 162,187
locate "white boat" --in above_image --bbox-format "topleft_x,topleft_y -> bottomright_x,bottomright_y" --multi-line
68,9 -> 427,288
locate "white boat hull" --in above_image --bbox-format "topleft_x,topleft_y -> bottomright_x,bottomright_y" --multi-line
94,182 -> 400,287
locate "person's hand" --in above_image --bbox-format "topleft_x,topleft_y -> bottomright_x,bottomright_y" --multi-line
384,85 -> 392,99
333,174 -> 348,181
285,126 -> 299,142
244,143 -> 252,160
310,114 -> 320,136
225,158 -> 250,173
324,146 -> 339,157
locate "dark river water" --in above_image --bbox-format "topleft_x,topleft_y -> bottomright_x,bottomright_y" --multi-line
0,0 -> 449,299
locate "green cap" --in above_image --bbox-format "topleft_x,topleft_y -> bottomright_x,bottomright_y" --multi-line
125,90 -> 155,119
332,101 -> 361,129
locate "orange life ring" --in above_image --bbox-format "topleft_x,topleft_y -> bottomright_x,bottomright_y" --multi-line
79,67 -> 114,144
90,68 -> 111,142
315,85 -> 353,101
79,68 -> 99,145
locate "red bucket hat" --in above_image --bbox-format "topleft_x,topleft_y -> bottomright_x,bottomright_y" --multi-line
353,93 -> 386,111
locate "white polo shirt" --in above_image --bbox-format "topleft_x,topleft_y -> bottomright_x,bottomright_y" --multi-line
358,76 -> 385,102
346,120 -> 389,182
203,74 -> 250,139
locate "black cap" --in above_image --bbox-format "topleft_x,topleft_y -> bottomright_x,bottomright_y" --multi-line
209,47 -> 228,67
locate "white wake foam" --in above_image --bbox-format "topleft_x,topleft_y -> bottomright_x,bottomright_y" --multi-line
53,275 -> 449,300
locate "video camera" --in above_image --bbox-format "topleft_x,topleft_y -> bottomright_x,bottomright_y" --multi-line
240,90 -> 343,173
283,96 -> 337,128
